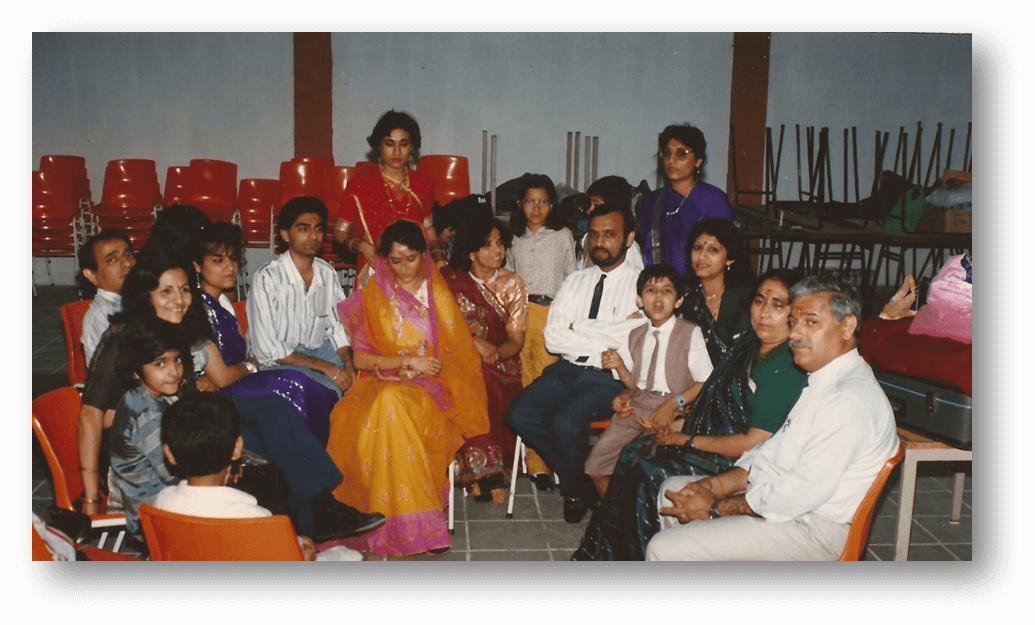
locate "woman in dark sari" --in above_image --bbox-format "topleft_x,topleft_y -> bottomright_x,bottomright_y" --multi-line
191,223 -> 339,442
440,216 -> 528,503
572,269 -> 806,560
679,218 -> 754,365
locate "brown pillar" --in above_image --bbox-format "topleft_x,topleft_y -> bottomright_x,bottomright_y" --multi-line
726,32 -> 771,206
293,33 -> 333,158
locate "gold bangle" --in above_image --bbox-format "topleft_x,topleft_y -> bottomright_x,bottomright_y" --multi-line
82,494 -> 101,504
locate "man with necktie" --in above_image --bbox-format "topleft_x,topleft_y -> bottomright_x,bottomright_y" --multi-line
505,203 -> 643,523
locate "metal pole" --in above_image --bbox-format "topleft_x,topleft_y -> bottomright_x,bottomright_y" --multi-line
490,134 -> 498,214
481,130 -> 488,194
584,135 -> 591,191
573,131 -> 581,191
592,136 -> 599,185
565,131 -> 573,187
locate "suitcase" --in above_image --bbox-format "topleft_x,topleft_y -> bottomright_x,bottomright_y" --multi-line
876,371 -> 972,450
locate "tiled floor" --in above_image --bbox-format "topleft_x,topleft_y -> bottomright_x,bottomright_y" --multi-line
31,285 -> 972,561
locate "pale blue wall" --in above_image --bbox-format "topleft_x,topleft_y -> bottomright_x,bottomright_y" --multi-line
331,32 -> 734,195
32,32 -> 294,185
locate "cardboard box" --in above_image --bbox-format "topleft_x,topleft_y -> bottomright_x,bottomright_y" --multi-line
916,206 -> 972,233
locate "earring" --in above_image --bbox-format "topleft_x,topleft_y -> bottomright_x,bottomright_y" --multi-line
408,155 -> 416,168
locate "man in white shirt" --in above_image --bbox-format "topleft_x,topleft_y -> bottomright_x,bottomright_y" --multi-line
505,203 -> 644,523
247,197 -> 356,396
645,277 -> 899,560
77,230 -> 136,363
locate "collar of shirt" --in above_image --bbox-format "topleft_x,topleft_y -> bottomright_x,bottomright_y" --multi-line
645,315 -> 677,338
281,250 -> 325,290
94,288 -> 122,308
802,348 -> 863,392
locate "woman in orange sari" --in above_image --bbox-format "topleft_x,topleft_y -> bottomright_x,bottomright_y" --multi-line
325,220 -> 488,556
333,110 -> 435,277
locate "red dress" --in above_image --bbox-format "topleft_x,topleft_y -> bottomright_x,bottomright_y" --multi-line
339,169 -> 433,271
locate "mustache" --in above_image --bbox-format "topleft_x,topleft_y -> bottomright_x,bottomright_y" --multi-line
789,339 -> 811,349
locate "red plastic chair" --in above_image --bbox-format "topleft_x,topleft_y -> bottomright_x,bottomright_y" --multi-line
352,161 -> 380,180
138,503 -> 304,561
187,158 -> 238,221
39,155 -> 90,202
60,300 -> 92,386
276,160 -> 331,213
292,155 -> 335,168
33,170 -> 81,222
416,155 -> 471,207
233,300 -> 249,338
97,159 -> 161,215
32,387 -> 127,551
162,166 -> 191,207
238,179 -> 279,248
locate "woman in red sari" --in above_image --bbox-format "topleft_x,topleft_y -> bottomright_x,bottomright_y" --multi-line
325,220 -> 488,556
440,217 -> 528,503
333,110 -> 435,278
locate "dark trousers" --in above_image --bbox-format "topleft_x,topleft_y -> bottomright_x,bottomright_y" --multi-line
504,360 -> 623,496
230,394 -> 344,536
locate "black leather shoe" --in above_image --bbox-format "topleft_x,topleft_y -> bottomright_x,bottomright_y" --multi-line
532,473 -> 555,491
312,500 -> 387,543
563,496 -> 590,523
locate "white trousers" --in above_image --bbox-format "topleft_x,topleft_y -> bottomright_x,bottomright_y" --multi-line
645,475 -> 849,561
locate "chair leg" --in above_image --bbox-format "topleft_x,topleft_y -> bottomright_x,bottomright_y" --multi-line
448,460 -> 456,534
112,530 -> 125,553
950,471 -> 966,524
506,437 -> 523,519
97,530 -> 109,551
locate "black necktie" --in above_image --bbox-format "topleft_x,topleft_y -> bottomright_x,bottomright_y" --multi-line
576,274 -> 607,363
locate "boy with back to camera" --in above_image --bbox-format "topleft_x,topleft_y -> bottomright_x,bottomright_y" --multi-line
156,392 -> 363,561
585,264 -> 713,498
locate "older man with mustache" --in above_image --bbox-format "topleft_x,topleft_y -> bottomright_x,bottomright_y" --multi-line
645,277 -> 900,560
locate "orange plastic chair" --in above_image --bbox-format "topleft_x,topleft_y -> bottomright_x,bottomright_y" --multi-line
32,387 -> 127,551
162,166 -> 191,207
352,160 -> 380,180
416,155 -> 471,207
98,159 -> 161,214
60,300 -> 92,386
276,160 -> 331,214
838,443 -> 905,561
188,158 -> 238,222
32,524 -> 53,561
137,503 -> 304,561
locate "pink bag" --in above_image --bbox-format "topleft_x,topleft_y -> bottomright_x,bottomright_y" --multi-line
908,254 -> 972,344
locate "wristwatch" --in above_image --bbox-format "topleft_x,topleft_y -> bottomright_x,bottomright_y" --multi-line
708,497 -> 722,520
675,394 -> 687,411
683,435 -> 696,452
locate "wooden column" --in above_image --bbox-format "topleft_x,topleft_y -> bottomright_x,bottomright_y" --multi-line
726,32 -> 771,206
293,32 -> 333,158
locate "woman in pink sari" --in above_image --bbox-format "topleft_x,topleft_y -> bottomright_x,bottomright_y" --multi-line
440,217 -> 528,503
325,219 -> 488,556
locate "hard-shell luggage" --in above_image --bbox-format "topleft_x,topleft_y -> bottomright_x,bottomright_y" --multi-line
876,371 -> 972,450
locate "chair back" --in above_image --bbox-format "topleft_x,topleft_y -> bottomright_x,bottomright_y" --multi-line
137,503 -> 304,561
32,387 -> 88,510
838,443 -> 905,561
163,166 -> 192,207
416,155 -> 471,207
187,158 -> 239,221
99,159 -> 161,212
60,300 -> 93,386
238,179 -> 279,247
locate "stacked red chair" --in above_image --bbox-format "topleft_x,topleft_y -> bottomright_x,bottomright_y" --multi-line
238,178 -> 279,249
320,165 -> 358,266
352,160 -> 380,180
416,155 -> 471,207
32,170 -> 82,283
162,166 -> 191,208
95,159 -> 162,249
187,158 -> 238,223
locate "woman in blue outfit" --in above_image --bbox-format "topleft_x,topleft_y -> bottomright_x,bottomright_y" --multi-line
571,269 -> 807,561
191,223 -> 338,442
638,124 -> 733,276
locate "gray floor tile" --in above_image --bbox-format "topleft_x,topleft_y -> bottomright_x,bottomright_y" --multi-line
469,550 -> 553,561
906,543 -> 958,561
466,496 -> 534,521
536,492 -> 568,520
540,520 -> 590,551
914,513 -> 972,544
909,490 -> 970,517
865,544 -> 893,561
945,543 -> 972,561
468,519 -> 548,551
